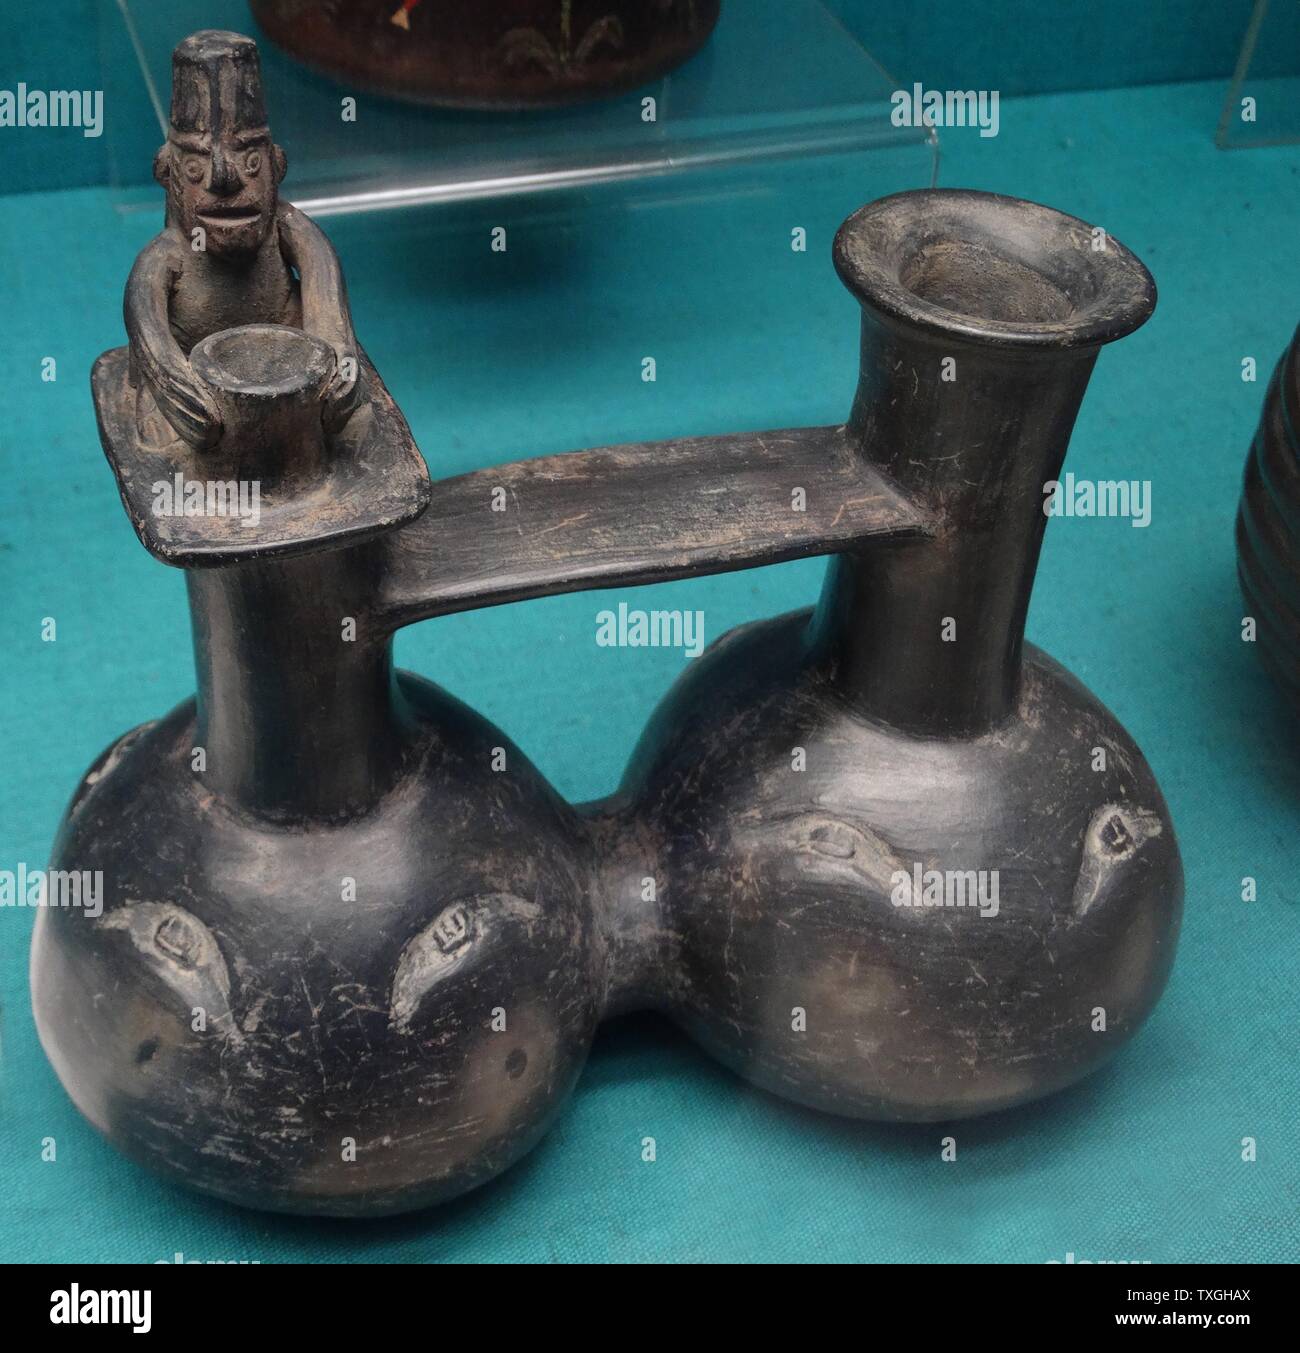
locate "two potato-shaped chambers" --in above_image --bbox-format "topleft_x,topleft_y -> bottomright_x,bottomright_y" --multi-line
33,622 -> 1181,1215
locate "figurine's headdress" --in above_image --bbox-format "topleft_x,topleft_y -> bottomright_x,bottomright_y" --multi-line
168,30 -> 269,139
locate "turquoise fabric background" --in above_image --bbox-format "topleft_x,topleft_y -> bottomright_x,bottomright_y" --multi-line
0,10 -> 1297,1263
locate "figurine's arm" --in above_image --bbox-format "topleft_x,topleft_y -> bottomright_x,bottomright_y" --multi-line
276,202 -> 360,429
124,234 -> 222,450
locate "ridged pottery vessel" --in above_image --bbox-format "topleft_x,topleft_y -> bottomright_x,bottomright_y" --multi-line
1237,325 -> 1300,707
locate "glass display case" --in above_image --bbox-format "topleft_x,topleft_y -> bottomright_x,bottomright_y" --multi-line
1216,0 -> 1300,148
100,0 -> 936,215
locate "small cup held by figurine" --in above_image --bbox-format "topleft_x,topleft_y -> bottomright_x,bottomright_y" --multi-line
189,323 -> 336,485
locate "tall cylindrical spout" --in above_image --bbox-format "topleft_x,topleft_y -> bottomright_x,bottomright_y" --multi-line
812,189 -> 1156,736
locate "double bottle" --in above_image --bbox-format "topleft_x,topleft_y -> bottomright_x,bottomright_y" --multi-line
33,186 -> 1182,1216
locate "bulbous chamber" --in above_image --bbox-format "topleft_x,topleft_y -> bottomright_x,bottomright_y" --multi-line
614,189 -> 1181,1120
619,611 -> 1183,1120
31,674 -> 601,1216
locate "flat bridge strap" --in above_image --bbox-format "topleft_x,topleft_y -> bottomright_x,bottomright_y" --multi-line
379,424 -> 932,627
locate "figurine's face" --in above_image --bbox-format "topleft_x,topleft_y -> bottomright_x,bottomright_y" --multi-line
160,127 -> 281,259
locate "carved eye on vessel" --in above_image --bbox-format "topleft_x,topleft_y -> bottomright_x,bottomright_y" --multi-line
99,901 -> 243,1047
183,155 -> 206,183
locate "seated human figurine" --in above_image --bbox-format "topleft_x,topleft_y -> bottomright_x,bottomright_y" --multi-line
126,29 -> 360,451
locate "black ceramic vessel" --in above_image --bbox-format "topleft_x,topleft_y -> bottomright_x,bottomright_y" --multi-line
1237,325 -> 1300,707
31,32 -> 1182,1218
610,194 -> 1182,1120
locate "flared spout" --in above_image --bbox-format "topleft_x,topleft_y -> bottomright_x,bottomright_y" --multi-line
813,189 -> 1156,737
